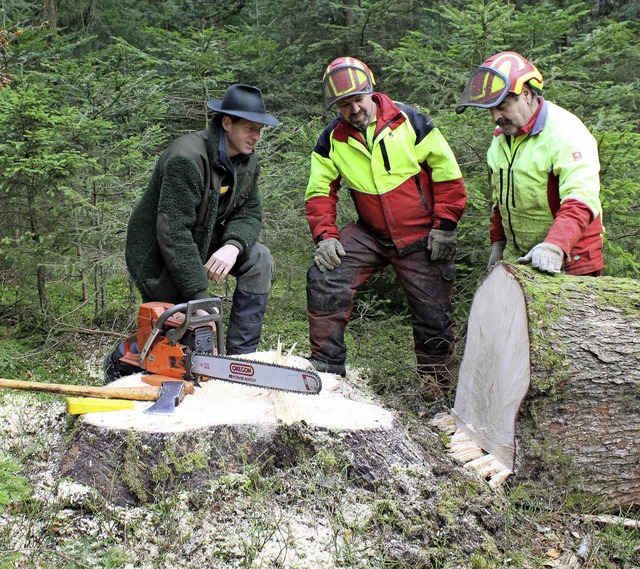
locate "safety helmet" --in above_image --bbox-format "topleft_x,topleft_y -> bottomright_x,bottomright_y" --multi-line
322,57 -> 376,110
456,51 -> 544,114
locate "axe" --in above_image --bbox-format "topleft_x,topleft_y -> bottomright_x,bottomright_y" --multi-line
0,378 -> 191,415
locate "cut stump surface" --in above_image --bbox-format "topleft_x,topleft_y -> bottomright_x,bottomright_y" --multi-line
59,352 -> 419,505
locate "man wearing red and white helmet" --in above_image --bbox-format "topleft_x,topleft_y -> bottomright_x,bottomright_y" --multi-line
304,56 -> 467,394
457,51 -> 604,276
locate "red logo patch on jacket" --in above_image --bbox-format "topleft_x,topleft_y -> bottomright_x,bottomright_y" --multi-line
572,151 -> 582,161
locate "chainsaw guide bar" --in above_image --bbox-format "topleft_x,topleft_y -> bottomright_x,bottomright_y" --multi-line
189,352 -> 322,395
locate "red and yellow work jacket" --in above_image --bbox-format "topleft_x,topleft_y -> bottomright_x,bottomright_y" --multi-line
488,98 -> 604,275
305,93 -> 466,255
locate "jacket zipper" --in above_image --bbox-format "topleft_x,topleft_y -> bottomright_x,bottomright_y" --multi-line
503,136 -> 528,250
380,140 -> 391,173
373,112 -> 403,175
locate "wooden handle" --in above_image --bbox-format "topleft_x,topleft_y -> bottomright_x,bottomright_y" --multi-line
0,378 -> 161,401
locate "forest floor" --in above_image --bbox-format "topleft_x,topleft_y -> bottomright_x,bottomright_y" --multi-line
0,336 -> 638,568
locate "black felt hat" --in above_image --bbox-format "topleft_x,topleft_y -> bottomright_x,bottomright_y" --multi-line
207,84 -> 279,126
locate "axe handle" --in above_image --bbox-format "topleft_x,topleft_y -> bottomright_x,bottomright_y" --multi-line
0,378 -> 160,401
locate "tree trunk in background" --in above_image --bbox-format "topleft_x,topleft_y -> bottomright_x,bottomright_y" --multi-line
452,263 -> 640,510
43,0 -> 58,28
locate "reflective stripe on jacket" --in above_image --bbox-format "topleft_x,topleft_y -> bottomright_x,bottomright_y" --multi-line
305,93 -> 466,255
488,98 -> 604,275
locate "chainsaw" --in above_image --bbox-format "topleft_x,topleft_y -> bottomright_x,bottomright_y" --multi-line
118,297 -> 322,395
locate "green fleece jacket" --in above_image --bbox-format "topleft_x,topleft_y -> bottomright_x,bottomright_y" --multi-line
125,121 -> 261,301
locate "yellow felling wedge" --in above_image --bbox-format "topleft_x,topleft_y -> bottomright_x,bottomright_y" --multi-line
66,397 -> 136,415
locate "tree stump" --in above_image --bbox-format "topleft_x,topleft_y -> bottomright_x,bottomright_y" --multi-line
58,354 -> 433,506
449,262 -> 640,510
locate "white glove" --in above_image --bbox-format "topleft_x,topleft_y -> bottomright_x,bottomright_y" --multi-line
314,238 -> 345,272
487,240 -> 506,270
428,229 -> 457,261
518,242 -> 564,274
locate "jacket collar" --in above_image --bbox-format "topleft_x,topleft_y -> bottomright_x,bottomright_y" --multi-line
332,92 -> 406,143
208,120 -> 252,172
529,97 -> 548,136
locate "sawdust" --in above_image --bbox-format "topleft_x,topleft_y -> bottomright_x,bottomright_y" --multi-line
82,351 -> 395,434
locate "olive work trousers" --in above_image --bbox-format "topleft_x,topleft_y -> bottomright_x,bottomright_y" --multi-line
306,223 -> 456,388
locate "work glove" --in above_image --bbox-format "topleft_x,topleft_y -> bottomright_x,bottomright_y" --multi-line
428,229 -> 457,261
518,242 -> 564,274
314,238 -> 345,272
487,240 -> 507,270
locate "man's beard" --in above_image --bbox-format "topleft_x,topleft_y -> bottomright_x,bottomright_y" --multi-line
348,112 -> 371,131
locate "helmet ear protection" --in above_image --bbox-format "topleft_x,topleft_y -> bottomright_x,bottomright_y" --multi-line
322,57 -> 376,110
456,51 -> 543,114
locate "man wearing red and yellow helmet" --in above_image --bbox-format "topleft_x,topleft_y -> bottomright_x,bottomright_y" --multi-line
457,51 -> 604,275
304,56 -> 467,393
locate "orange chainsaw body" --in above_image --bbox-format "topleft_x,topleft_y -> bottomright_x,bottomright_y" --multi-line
120,299 -> 224,381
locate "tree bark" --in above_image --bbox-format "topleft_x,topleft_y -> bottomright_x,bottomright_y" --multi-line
452,262 -> 640,510
57,369 -> 431,506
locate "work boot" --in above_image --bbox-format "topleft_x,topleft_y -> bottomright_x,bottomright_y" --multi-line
308,358 -> 346,378
102,344 -> 138,385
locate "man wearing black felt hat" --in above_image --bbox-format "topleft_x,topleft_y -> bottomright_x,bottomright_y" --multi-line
104,84 -> 279,383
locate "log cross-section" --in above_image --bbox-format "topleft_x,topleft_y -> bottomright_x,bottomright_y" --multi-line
451,262 -> 640,510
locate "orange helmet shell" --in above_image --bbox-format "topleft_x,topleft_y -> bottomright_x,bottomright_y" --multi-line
322,57 -> 376,109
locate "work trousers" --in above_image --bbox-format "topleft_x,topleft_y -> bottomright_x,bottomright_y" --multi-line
225,242 -> 273,354
306,223 -> 455,387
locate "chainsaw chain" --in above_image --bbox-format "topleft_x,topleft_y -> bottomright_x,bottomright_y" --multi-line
189,352 -> 323,395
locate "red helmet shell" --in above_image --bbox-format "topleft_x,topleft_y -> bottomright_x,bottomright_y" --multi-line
456,51 -> 544,114
481,51 -> 544,95
322,57 -> 376,109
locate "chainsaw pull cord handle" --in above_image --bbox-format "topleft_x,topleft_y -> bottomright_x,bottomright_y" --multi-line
138,298 -> 225,365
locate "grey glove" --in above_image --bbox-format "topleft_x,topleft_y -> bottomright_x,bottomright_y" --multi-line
314,238 -> 345,272
487,240 -> 506,270
518,242 -> 564,274
428,229 -> 457,261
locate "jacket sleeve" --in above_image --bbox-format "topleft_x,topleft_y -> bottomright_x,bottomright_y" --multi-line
545,198 -> 595,254
544,123 -> 601,254
156,155 -> 210,298
489,202 -> 507,242
220,161 -> 262,252
305,127 -> 342,243
413,122 -> 466,228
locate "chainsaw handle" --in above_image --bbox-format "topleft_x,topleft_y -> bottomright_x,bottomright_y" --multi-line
164,298 -> 222,332
139,298 -> 225,365
165,298 -> 224,349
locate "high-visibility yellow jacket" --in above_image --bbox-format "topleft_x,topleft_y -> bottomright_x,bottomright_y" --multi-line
306,93 -> 466,255
488,98 -> 604,275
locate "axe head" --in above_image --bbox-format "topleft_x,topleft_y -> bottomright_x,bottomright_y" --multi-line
144,381 -> 187,415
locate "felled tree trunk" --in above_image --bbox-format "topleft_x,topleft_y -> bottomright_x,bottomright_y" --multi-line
451,263 -> 640,510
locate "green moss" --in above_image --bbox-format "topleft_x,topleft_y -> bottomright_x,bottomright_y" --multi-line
121,432 -> 149,503
564,489 -> 608,512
